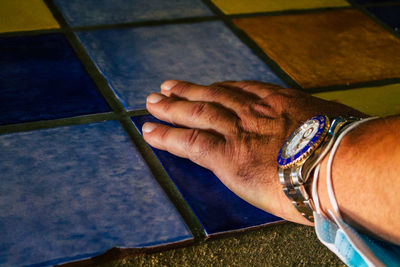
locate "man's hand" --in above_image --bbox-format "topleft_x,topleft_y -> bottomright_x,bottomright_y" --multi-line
142,80 -> 365,225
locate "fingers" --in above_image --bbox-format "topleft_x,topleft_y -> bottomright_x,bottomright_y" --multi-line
142,122 -> 225,171
146,93 -> 239,135
160,80 -> 258,113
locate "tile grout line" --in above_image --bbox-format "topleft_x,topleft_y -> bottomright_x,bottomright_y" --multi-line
306,77 -> 400,94
43,0 -> 207,243
119,117 -> 207,240
0,113 -> 117,135
200,0 -> 302,90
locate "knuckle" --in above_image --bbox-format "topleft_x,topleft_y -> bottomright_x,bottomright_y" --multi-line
190,102 -> 208,119
172,81 -> 192,95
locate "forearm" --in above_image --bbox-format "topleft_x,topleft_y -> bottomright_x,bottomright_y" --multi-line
318,115 -> 400,245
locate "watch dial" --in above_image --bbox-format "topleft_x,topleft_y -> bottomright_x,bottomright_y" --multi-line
282,119 -> 320,159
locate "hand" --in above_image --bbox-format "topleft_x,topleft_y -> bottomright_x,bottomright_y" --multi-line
143,80 -> 365,225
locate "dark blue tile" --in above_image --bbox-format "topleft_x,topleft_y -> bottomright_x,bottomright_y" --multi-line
0,34 -> 110,126
132,115 -> 283,235
0,121 -> 191,266
367,6 -> 400,32
54,0 -> 213,27
77,21 -> 287,111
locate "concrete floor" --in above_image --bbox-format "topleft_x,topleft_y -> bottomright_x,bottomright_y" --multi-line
102,223 -> 343,266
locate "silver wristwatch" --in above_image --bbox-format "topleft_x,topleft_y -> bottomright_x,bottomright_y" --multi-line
277,115 -> 359,222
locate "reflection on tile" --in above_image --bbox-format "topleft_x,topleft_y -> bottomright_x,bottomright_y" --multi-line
132,115 -> 282,235
211,0 -> 348,14
314,84 -> 400,116
233,9 -> 400,88
367,6 -> 400,32
54,0 -> 213,27
0,34 -> 110,126
0,0 -> 59,33
77,21 -> 286,111
0,121 -> 192,266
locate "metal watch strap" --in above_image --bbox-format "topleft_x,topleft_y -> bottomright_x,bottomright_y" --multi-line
278,117 -> 360,222
279,167 -> 315,222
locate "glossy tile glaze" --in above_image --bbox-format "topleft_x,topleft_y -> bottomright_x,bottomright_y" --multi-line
54,0 -> 213,27
0,0 -> 59,33
210,0 -> 348,14
77,21 -> 286,110
132,115 -> 282,235
0,34 -> 110,126
233,9 -> 400,88
314,84 -> 400,116
367,6 -> 400,32
0,121 -> 192,266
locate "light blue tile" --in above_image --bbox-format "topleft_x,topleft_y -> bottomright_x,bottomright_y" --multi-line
54,0 -> 213,27
0,121 -> 191,266
77,21 -> 287,111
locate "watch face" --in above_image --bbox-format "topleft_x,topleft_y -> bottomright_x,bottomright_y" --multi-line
277,115 -> 328,168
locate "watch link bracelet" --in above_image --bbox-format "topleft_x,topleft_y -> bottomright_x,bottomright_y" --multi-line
277,115 -> 360,222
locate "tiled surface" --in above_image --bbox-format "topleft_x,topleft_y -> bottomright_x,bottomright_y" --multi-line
54,0 -> 213,27
1,0 -> 400,265
0,0 -> 59,33
77,21 -> 286,110
314,84 -> 400,116
0,121 -> 192,266
367,6 -> 400,32
132,115 -> 282,234
0,34 -> 110,126
210,0 -> 349,14
233,9 -> 400,88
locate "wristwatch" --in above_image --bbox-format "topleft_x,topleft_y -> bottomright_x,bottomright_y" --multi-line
277,115 -> 359,222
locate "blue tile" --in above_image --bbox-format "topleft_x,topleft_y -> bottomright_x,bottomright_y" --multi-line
132,115 -> 283,235
77,21 -> 287,111
0,121 -> 192,266
367,6 -> 400,32
0,34 -> 110,126
54,0 -> 213,27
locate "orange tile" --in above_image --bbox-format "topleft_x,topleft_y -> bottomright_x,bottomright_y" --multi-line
233,9 -> 400,88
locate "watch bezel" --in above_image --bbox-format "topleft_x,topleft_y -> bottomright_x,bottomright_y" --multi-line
277,115 -> 330,169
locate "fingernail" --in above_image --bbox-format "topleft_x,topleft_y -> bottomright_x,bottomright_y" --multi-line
143,123 -> 157,133
161,80 -> 178,91
147,93 -> 165,104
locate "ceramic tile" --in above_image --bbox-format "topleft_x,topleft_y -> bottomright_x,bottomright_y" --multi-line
132,115 -> 282,235
54,0 -> 213,27
210,0 -> 349,14
314,83 -> 400,116
77,21 -> 286,111
0,121 -> 192,266
0,0 -> 59,33
367,6 -> 400,32
233,9 -> 400,88
0,34 -> 110,126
